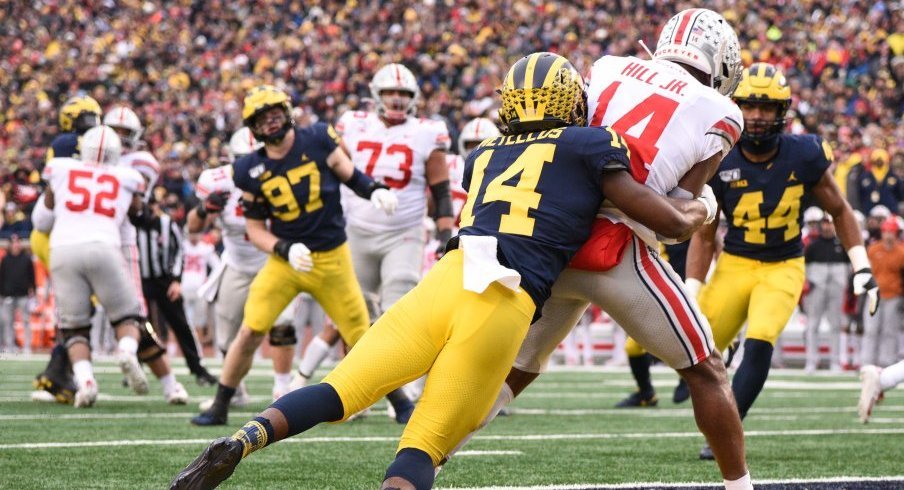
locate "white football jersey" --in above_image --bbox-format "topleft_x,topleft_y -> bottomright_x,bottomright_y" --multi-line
586,55 -> 743,246
181,240 -> 220,293
43,157 -> 145,249
445,154 -> 468,231
118,151 -> 161,246
195,165 -> 268,274
336,111 -> 451,232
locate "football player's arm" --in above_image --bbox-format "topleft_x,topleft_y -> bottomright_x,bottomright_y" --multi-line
242,191 -> 280,255
685,215 -> 719,294
42,188 -> 55,213
128,193 -> 143,218
674,153 -> 723,197
812,169 -> 879,313
601,170 -> 711,240
426,148 -> 454,246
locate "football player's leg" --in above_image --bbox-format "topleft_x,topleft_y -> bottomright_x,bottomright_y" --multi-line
444,278 -> 589,466
347,225 -> 383,321
214,266 -> 254,357
392,278 -> 536,488
877,298 -> 902,367
594,238 -> 747,479
734,258 -> 804,419
172,252 -> 460,488
269,303 -> 297,399
378,224 -> 424,313
698,253 -> 758,352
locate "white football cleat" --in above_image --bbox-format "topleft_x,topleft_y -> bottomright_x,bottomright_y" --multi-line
74,379 -> 98,408
118,352 -> 149,395
288,372 -> 308,391
166,382 -> 189,405
858,365 -> 883,423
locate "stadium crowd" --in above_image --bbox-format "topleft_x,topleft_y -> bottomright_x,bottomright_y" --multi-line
0,1 -> 901,368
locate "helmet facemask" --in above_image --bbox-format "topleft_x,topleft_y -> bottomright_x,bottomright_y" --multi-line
249,105 -> 293,145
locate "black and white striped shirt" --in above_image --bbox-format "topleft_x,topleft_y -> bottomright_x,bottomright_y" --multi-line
134,207 -> 183,282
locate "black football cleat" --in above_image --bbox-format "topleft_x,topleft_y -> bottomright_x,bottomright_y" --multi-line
672,378 -> 690,404
699,443 -> 715,460
615,391 -> 658,408
195,369 -> 218,387
170,437 -> 243,490
191,409 -> 228,426
33,345 -> 78,404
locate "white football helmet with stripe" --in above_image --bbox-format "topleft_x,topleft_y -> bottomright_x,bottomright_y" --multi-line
228,127 -> 262,161
103,106 -> 143,148
458,117 -> 500,156
80,125 -> 122,166
369,63 -> 420,122
654,8 -> 742,97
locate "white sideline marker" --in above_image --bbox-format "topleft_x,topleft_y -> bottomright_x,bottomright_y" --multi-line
437,475 -> 904,490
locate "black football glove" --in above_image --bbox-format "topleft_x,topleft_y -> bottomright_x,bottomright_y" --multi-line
204,191 -> 230,215
435,228 -> 453,260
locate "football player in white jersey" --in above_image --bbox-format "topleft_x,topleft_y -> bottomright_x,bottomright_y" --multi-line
40,126 -> 149,408
287,64 -> 452,420
180,231 -> 220,338
442,9 -> 753,489
188,127 -> 300,403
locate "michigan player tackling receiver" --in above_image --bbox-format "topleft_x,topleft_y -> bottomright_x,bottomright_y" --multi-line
189,85 -> 398,426
171,52 -> 715,490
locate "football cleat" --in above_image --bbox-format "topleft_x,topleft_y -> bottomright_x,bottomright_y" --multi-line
194,369 -> 218,387
615,391 -> 658,408
192,409 -> 228,426
166,382 -> 190,405
858,365 -> 884,423
288,372 -> 308,391
198,383 -> 249,411
170,437 -> 243,490
33,373 -> 77,405
118,352 -> 149,395
673,378 -> 690,404
699,443 -> 714,460
74,379 -> 98,408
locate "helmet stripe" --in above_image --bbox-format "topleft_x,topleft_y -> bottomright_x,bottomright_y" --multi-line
523,53 -> 542,89
96,127 -> 106,164
393,64 -> 402,85
540,55 -> 568,88
672,8 -> 700,45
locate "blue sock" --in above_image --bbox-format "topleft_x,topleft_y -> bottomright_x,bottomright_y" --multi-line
384,448 -> 435,490
731,338 -> 774,420
269,383 -> 344,438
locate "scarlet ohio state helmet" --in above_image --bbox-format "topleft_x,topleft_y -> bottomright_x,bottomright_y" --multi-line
654,8 -> 742,97
103,106 -> 144,148
458,117 -> 500,156
369,63 -> 420,122
80,125 -> 122,166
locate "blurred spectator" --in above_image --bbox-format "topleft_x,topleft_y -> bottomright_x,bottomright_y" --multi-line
0,202 -> 32,239
856,149 -> 904,215
864,217 -> 904,367
803,214 -> 848,373
0,234 -> 35,353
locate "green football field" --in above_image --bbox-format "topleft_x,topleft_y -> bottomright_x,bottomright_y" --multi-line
1,356 -> 902,489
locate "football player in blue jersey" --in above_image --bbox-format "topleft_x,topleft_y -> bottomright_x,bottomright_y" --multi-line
189,85 -> 404,426
621,63 -> 879,460
171,53 -> 718,490
46,95 -> 103,161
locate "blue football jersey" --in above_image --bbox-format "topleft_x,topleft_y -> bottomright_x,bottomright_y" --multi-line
458,125 -> 630,311
233,124 -> 347,251
47,132 -> 80,161
712,134 -> 833,261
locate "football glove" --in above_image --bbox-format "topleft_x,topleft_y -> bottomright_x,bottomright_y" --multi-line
204,191 -> 230,214
371,188 -> 398,216
274,240 -> 313,272
852,268 -> 880,316
435,228 -> 453,260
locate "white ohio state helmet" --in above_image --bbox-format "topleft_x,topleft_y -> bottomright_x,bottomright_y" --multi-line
80,125 -> 122,166
369,63 -> 420,122
103,106 -> 143,147
458,117 -> 500,156
228,127 -> 262,161
654,8 -> 742,97
803,206 -> 825,223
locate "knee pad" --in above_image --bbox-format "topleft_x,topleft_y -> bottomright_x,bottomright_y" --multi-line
138,320 -> 165,363
60,326 -> 92,350
269,324 -> 297,347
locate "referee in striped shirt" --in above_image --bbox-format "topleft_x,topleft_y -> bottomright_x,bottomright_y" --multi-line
134,202 -> 217,386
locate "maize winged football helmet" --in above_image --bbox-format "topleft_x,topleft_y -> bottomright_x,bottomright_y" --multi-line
498,52 -> 587,134
59,95 -> 102,134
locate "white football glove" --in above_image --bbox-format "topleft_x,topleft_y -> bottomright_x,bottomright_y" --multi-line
371,188 -> 398,216
288,243 -> 313,273
852,268 -> 880,316
696,184 -> 718,225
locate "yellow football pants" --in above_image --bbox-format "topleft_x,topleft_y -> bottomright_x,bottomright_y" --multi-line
244,242 -> 368,346
322,249 -> 536,465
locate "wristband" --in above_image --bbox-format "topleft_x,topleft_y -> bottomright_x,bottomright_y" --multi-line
273,240 -> 292,260
847,245 -> 870,271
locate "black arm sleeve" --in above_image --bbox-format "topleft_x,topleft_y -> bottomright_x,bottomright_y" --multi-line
429,180 -> 454,219
241,195 -> 271,220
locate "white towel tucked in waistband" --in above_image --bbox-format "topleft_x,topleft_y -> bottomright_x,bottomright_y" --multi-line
460,235 -> 521,294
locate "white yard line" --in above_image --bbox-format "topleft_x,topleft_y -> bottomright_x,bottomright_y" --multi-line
437,475 -> 904,490
3,428 -> 904,450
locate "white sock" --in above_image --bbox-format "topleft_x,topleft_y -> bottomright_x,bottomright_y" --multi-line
724,472 -> 752,490
299,337 -> 331,378
880,360 -> 904,391
72,360 -> 95,386
159,373 -> 177,394
273,372 -> 292,389
118,336 -> 139,355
